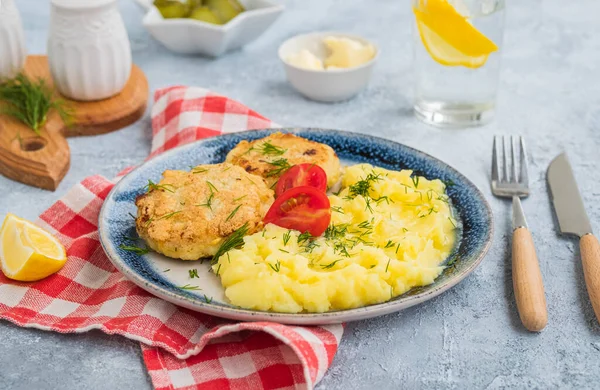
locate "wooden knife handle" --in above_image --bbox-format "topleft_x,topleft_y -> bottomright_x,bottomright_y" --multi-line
580,234 -> 600,323
512,227 -> 548,332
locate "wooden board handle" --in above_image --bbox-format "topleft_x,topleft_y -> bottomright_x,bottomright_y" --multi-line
580,234 -> 600,323
512,227 -> 548,332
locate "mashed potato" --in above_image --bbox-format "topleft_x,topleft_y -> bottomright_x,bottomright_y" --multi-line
213,164 -> 459,313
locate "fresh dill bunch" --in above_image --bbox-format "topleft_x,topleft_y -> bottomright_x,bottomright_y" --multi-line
211,223 -> 249,264
0,73 -> 72,135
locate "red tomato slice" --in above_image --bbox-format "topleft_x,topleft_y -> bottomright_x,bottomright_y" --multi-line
275,163 -> 328,198
264,186 -> 331,236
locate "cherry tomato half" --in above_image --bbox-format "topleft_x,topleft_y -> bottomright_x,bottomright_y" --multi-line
264,186 -> 331,236
275,163 -> 328,198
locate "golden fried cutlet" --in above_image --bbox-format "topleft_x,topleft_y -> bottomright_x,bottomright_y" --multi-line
225,132 -> 341,188
135,163 -> 274,260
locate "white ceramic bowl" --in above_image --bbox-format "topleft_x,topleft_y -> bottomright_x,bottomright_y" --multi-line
141,0 -> 284,57
278,32 -> 379,103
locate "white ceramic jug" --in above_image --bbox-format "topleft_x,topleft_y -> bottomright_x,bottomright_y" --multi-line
0,0 -> 27,79
48,0 -> 132,101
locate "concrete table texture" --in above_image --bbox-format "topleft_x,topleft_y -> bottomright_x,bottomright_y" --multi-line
1,0 -> 600,389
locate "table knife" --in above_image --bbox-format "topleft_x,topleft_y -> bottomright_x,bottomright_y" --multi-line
547,153 -> 600,322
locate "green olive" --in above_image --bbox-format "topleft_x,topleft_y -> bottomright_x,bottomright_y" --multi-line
154,0 -> 189,18
189,6 -> 223,25
205,0 -> 244,24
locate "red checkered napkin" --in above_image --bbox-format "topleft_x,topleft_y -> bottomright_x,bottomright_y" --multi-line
0,86 -> 344,390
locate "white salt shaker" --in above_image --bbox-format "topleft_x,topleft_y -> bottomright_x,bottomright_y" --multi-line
48,0 -> 132,101
0,0 -> 27,79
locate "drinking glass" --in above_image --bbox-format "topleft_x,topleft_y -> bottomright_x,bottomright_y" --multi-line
412,0 -> 506,127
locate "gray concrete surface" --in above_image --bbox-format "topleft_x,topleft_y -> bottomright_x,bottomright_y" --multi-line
2,0 -> 600,389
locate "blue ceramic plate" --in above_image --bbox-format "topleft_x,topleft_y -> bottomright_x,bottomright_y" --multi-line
98,129 -> 493,325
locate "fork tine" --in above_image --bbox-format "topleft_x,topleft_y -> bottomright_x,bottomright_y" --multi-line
502,136 -> 508,182
510,135 -> 517,183
519,136 -> 529,185
492,136 -> 499,182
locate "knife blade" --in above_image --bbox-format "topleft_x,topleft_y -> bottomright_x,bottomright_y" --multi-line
547,153 -> 593,237
547,152 -> 600,324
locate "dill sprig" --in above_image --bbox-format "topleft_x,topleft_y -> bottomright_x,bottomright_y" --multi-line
204,295 -> 213,303
206,181 -> 219,193
265,158 -> 291,177
257,141 -> 286,156
283,230 -> 292,246
145,179 -> 175,193
196,192 -> 214,210
211,223 -> 249,264
324,223 -> 348,240
179,284 -> 201,290
233,195 -> 247,203
189,269 -> 199,279
321,259 -> 343,270
269,260 -> 281,272
297,231 -> 313,245
0,73 -> 72,135
411,175 -> 420,188
330,206 -> 345,214
225,205 -> 242,222
346,172 -> 382,200
384,240 -> 395,249
119,244 -> 150,255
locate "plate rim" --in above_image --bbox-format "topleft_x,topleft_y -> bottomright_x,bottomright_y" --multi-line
98,128 -> 494,325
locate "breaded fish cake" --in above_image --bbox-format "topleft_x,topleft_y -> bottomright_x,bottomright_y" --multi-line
135,163 -> 274,260
225,132 -> 341,188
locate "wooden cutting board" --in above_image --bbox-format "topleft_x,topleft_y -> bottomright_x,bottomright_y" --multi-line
0,55 -> 149,191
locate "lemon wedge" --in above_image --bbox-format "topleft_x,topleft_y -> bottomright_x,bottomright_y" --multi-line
0,214 -> 67,281
413,0 -> 498,69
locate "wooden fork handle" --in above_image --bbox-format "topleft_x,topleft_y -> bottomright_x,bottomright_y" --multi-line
512,227 -> 548,332
580,234 -> 600,323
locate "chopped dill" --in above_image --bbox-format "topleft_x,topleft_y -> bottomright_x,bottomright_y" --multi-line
233,195 -> 247,202
330,206 -> 345,214
163,269 -> 170,272
411,176 -> 420,188
196,192 -> 214,210
145,179 -> 175,193
128,212 -> 136,220
321,259 -> 343,270
225,204 -> 242,222
179,284 -> 201,290
374,195 -> 392,205
265,158 -> 291,177
283,230 -> 292,246
324,223 -> 348,240
446,255 -> 459,267
385,259 -> 391,272
402,227 -> 409,232
204,295 -> 213,304
158,211 -> 182,220
395,243 -> 401,254
400,183 -> 410,194
211,223 -> 249,264
443,179 -> 456,188
448,217 -> 457,228
119,244 -> 149,255
269,260 -> 281,272
192,168 -> 208,174
346,172 -> 382,199
297,231 -> 313,245
207,181 -> 219,193
214,263 -> 222,276
222,166 -> 231,172
257,141 -> 286,156
189,269 -> 199,279
279,249 -> 289,254
369,264 -> 376,269
384,240 -> 395,249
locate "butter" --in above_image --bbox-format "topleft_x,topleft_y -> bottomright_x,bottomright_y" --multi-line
323,36 -> 376,69
286,49 -> 324,70
286,36 -> 375,71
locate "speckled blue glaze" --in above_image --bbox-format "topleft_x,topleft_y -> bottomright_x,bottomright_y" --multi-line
98,128 -> 493,324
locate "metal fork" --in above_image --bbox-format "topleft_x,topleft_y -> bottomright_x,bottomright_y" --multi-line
491,136 -> 547,332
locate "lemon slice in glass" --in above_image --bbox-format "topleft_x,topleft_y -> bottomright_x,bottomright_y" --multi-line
413,0 -> 498,69
0,214 -> 67,282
